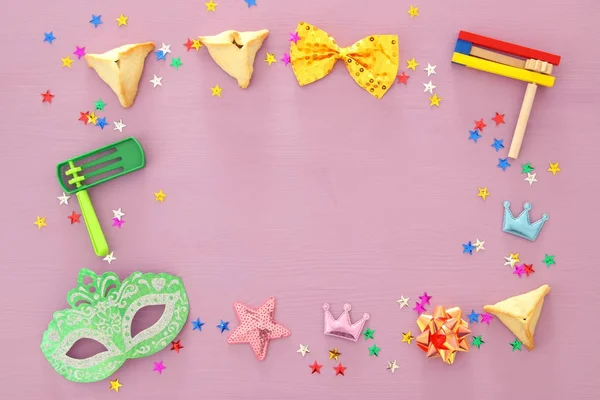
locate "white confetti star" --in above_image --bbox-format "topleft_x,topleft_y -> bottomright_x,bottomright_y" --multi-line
423,81 -> 436,94
504,256 -> 518,268
112,208 -> 125,220
387,360 -> 399,373
103,251 -> 116,264
159,43 -> 172,54
113,119 -> 126,132
525,172 -> 538,186
57,192 -> 71,205
396,295 -> 410,308
150,74 -> 163,88
474,239 -> 485,252
424,63 -> 437,76
297,344 -> 310,357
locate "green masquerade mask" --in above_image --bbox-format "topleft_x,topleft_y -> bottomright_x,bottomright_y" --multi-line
40,269 -> 189,383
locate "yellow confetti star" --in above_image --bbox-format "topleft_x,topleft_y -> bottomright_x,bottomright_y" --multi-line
192,38 -> 203,51
34,216 -> 47,230
211,84 -> 223,97
61,56 -> 74,68
328,348 -> 341,360
510,253 -> 520,262
87,112 -> 98,125
406,58 -> 419,71
477,187 -> 490,200
109,379 -> 122,392
154,190 -> 167,202
264,53 -> 277,66
548,162 -> 561,175
205,0 -> 218,11
116,13 -> 128,27
402,331 -> 414,345
407,5 -> 420,18
429,93 -> 442,107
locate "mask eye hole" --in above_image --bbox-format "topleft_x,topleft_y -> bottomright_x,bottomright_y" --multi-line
66,338 -> 108,359
130,305 -> 166,338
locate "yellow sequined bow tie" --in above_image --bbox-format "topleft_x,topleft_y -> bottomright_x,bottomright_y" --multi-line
290,22 -> 399,99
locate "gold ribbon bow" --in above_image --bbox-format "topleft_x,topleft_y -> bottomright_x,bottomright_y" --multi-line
290,22 -> 399,99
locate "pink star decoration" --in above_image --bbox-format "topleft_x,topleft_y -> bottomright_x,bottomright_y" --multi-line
73,46 -> 86,59
419,292 -> 432,306
281,53 -> 291,66
480,312 -> 494,325
153,361 -> 166,374
513,264 -> 525,278
112,217 -> 125,228
289,32 -> 300,44
413,301 -> 426,315
227,296 -> 291,361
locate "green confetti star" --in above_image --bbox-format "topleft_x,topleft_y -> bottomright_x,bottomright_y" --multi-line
94,99 -> 107,111
363,328 -> 375,340
170,57 -> 183,70
368,344 -> 381,357
510,338 -> 522,351
472,335 -> 485,349
521,162 -> 535,174
543,254 -> 556,267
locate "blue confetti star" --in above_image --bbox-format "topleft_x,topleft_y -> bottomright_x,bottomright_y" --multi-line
43,32 -> 56,44
462,241 -> 475,255
155,50 -> 166,61
191,318 -> 205,331
468,309 -> 480,323
468,129 -> 482,143
90,15 -> 103,28
217,320 -> 230,333
96,117 -> 108,129
498,158 -> 511,171
491,138 -> 505,152
244,0 -> 257,7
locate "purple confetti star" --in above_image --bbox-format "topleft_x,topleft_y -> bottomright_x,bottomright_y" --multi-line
418,292 -> 432,306
513,264 -> 525,278
281,53 -> 291,66
153,361 -> 166,374
413,301 -> 426,315
73,46 -> 86,60
480,312 -> 494,325
289,32 -> 300,44
112,217 -> 125,228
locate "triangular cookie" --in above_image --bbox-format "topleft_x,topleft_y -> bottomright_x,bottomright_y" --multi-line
84,42 -> 155,108
199,29 -> 269,89
483,284 -> 550,350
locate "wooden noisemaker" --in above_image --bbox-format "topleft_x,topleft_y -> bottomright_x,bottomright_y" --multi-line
452,31 -> 561,159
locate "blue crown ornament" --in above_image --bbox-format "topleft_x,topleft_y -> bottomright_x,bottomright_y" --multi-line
502,201 -> 549,241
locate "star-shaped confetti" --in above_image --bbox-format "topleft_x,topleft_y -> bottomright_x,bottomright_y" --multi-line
469,129 -> 482,143
78,111 -> 90,123
191,318 -> 205,331
504,256 -> 518,268
96,117 -> 108,130
280,53 -> 291,66
205,0 -> 218,11
112,208 -> 125,220
406,58 -> 419,71
333,363 -> 347,376
524,263 -> 535,277
90,15 -> 103,28
153,361 -> 166,374
34,216 -> 47,229
103,251 -> 116,264
328,348 -> 341,360
397,295 -> 410,308
491,138 -> 505,152
480,312 -> 493,325
68,211 -> 81,224
498,158 -> 511,171
245,0 -> 258,7
112,217 -> 125,228
150,74 -> 163,88
477,187 -> 490,200
474,239 -> 485,252
423,81 -> 436,94
462,241 -> 475,255
265,53 -> 277,65
492,112 -> 505,126
61,56 -> 74,68
424,63 -> 437,76
41,90 -> 55,103
413,301 -> 426,315
170,57 -> 183,70
116,14 -> 128,27
368,344 -> 381,357
113,119 -> 126,132
510,338 -> 522,351
525,172 -> 538,185
217,320 -> 229,333
468,310 -> 480,323
155,50 -> 166,61
363,328 -> 375,340
159,43 -> 172,54
402,331 -> 414,344
510,253 -> 520,262
513,264 -> 526,278
543,254 -> 556,267
211,84 -> 223,97
171,340 -> 184,353
387,360 -> 399,373
87,112 -> 97,125
183,39 -> 194,51
73,46 -> 86,59
58,192 -> 71,205
44,32 -> 56,44
289,32 -> 300,44
407,5 -> 419,18
297,344 -> 310,357
309,361 -> 322,374
521,162 -> 534,174
419,292 -> 432,306
396,72 -> 410,85
429,94 -> 442,107
109,379 -> 122,392
154,189 -> 167,202
548,162 -> 561,175
472,335 -> 485,349
474,119 -> 487,131
192,38 -> 203,51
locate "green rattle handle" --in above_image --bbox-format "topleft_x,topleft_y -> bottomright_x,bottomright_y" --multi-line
76,190 -> 109,257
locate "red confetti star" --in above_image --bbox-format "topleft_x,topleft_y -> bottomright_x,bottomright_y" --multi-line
183,38 -> 193,52
396,72 -> 410,85
170,340 -> 184,353
67,211 -> 81,224
474,118 -> 487,131
309,361 -> 322,374
333,362 -> 347,376
524,264 -> 535,277
41,90 -> 55,103
78,111 -> 90,124
492,112 -> 505,126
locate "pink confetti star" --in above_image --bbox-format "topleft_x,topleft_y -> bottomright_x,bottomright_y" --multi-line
112,217 -> 125,228
480,312 -> 494,325
280,53 -> 291,66
413,301 -> 426,315
153,361 -> 166,374
73,46 -> 86,60
513,264 -> 526,278
418,292 -> 432,306
289,32 -> 300,44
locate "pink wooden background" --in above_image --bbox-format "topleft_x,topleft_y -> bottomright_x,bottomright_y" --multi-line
1,0 -> 598,399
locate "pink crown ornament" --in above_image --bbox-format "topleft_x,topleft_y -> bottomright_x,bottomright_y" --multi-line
323,303 -> 370,342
